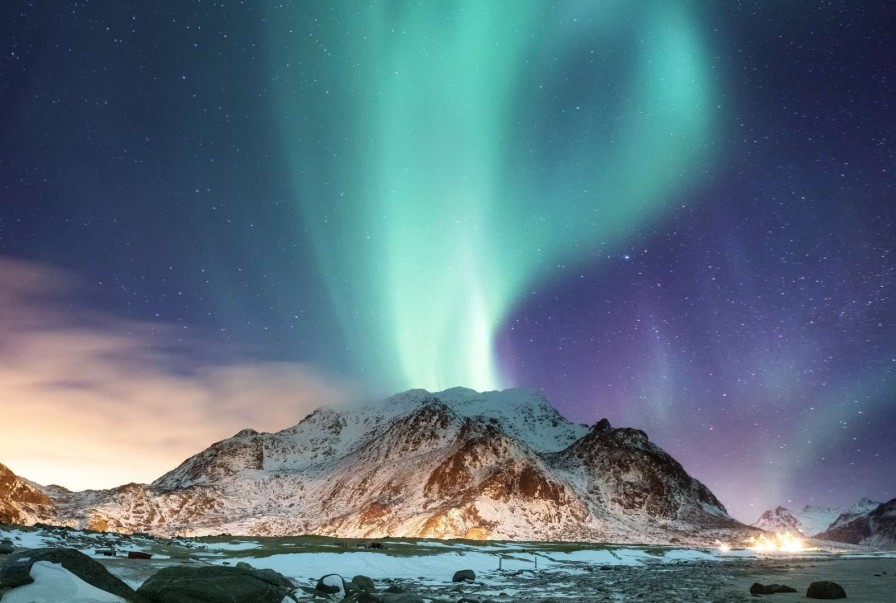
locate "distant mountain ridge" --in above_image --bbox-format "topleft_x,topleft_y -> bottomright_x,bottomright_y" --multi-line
4,387 -> 754,543
752,498 -> 882,537
814,499 -> 896,546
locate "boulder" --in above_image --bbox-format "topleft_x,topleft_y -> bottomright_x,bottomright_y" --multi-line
452,569 -> 476,583
0,540 -> 14,554
344,591 -> 384,603
316,573 -> 348,596
750,582 -> 797,594
0,548 -> 137,601
137,564 -> 295,603
352,575 -> 377,592
382,594 -> 424,603
806,581 -> 847,599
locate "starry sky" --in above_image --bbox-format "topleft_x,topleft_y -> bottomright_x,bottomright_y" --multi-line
0,1 -> 894,522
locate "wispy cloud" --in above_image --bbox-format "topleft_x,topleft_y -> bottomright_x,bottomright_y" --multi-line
0,257 -> 362,490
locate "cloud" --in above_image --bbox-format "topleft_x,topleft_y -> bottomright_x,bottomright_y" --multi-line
0,257 -> 363,490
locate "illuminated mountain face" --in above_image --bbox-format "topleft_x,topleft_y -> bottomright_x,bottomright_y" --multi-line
31,389 -> 748,543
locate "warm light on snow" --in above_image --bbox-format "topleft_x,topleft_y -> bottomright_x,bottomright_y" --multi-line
715,541 -> 731,552
746,532 -> 804,553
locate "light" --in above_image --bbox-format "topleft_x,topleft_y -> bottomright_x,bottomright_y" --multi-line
746,532 -> 804,553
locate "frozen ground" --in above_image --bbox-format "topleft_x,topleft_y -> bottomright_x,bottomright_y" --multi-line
1,525 -> 895,601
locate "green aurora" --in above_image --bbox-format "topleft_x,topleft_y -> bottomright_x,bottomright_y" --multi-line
269,1 -> 717,392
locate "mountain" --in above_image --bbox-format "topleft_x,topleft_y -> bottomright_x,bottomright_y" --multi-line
752,506 -> 802,534
0,462 -> 55,525
8,388 -> 752,543
751,498 -> 882,537
814,498 -> 896,546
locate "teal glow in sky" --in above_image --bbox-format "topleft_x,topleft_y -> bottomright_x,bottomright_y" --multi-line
271,1 -> 716,392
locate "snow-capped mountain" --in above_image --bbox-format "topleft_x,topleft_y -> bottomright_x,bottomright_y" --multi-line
0,462 -> 55,525
6,388 -> 752,543
814,498 -> 896,546
751,498 -> 882,537
752,506 -> 803,535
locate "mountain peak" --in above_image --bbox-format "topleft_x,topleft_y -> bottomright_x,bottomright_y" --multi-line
593,418 -> 612,432
850,497 -> 882,512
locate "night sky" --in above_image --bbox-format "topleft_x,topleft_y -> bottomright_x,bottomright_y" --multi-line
1,1 -> 894,522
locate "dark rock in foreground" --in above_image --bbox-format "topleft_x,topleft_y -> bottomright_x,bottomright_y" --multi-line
352,574 -> 376,592
453,569 -> 476,583
137,564 -> 295,603
750,582 -> 797,594
806,580 -> 847,599
0,547 -> 137,601
315,573 -> 347,596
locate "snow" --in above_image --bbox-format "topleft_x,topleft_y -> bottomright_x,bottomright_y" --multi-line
0,561 -> 126,603
223,551 -> 511,583
221,547 -> 737,586
536,548 -> 651,566
0,527 -> 59,549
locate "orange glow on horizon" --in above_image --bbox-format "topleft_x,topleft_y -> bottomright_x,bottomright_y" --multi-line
0,257 -> 362,491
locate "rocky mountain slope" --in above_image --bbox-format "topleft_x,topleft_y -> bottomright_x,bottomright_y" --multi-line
0,462 -> 55,525
5,388 -> 752,543
752,498 -> 882,537
814,498 -> 896,546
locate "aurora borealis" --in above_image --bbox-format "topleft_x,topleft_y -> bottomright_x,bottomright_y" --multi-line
271,1 -> 714,392
1,1 -> 894,521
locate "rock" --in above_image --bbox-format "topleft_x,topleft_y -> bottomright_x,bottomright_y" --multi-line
350,591 -> 384,603
594,418 -> 612,432
384,584 -> 406,593
806,581 -> 847,599
0,548 -> 137,601
352,574 -> 377,592
750,582 -> 797,594
452,569 -> 476,583
137,565 -> 295,603
316,573 -> 348,596
0,540 -> 14,554
382,594 -> 424,603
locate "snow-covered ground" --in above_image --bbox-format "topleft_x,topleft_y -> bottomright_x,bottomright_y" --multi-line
0,562 -> 126,603
3,524 -> 896,601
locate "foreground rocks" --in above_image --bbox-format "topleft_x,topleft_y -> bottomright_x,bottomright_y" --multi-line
806,580 -> 847,599
0,542 -> 886,603
298,573 -> 427,603
749,582 -> 797,594
137,564 -> 296,603
0,547 -> 138,601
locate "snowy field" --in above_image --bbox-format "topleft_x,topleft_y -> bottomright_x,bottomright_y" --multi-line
2,525 -> 895,602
